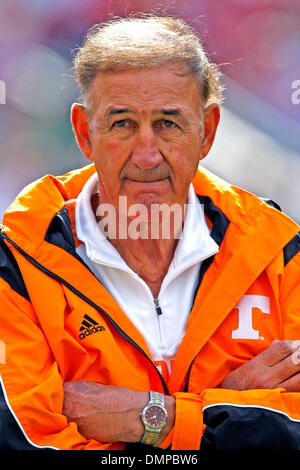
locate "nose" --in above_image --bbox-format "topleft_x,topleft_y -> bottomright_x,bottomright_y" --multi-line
130,125 -> 163,169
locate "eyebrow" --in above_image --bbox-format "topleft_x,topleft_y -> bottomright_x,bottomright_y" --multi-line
155,108 -> 180,116
106,107 -> 181,118
107,107 -> 132,116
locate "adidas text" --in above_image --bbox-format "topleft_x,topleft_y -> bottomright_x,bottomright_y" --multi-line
79,325 -> 105,339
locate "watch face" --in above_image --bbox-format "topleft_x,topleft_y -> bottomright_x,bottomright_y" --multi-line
144,405 -> 166,428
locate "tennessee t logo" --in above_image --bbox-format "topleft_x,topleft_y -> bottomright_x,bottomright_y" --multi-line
232,295 -> 270,340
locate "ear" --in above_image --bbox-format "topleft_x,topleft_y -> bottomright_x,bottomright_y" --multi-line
199,103 -> 220,160
70,103 -> 93,160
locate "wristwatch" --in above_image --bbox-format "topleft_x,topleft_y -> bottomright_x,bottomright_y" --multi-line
140,391 -> 168,446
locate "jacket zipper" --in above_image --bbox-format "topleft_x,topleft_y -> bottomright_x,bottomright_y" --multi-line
153,298 -> 164,347
153,298 -> 163,316
3,234 -> 170,395
184,357 -> 196,392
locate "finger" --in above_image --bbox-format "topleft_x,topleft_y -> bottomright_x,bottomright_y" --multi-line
276,371 -> 300,392
267,349 -> 300,386
258,340 -> 300,367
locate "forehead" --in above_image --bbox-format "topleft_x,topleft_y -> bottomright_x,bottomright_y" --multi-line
88,63 -> 203,117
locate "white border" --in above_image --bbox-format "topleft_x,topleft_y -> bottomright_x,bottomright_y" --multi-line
65,199 -> 77,205
0,374 -> 59,449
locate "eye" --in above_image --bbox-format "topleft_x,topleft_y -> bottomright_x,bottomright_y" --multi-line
112,119 -> 128,128
111,119 -> 137,131
159,119 -> 177,129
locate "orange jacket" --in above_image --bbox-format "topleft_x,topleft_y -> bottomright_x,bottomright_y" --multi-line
0,164 -> 300,450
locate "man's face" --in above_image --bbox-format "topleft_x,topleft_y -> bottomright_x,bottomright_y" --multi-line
72,63 -> 219,212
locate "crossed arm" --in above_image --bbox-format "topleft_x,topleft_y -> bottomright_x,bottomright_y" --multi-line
63,381 -> 175,446
63,339 -> 300,446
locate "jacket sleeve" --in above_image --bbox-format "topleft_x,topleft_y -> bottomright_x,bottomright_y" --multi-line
169,247 -> 300,451
0,246 -> 123,450
171,388 -> 300,450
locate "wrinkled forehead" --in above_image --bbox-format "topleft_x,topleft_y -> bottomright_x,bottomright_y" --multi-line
86,63 -> 204,119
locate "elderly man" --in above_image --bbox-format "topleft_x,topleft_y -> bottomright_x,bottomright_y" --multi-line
0,16 -> 300,451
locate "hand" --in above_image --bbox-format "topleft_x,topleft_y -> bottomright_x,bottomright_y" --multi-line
62,381 -> 175,446
220,340 -> 300,391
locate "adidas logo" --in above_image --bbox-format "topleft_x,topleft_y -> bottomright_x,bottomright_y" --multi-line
79,314 -> 105,340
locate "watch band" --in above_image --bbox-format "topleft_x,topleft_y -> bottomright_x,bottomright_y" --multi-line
151,390 -> 164,406
140,391 -> 167,446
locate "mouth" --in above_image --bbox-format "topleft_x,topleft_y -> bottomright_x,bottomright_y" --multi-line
124,177 -> 170,183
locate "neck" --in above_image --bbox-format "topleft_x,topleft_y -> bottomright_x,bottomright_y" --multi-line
110,236 -> 179,298
91,193 -> 183,297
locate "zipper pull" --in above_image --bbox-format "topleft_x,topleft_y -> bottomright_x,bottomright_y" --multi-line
154,298 -> 163,315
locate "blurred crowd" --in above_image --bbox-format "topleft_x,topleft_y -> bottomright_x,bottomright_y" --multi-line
0,0 -> 299,222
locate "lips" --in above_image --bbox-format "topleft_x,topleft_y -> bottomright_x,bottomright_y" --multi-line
124,176 -> 170,183
127,178 -> 168,183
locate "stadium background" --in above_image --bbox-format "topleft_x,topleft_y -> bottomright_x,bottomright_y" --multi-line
0,0 -> 299,223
